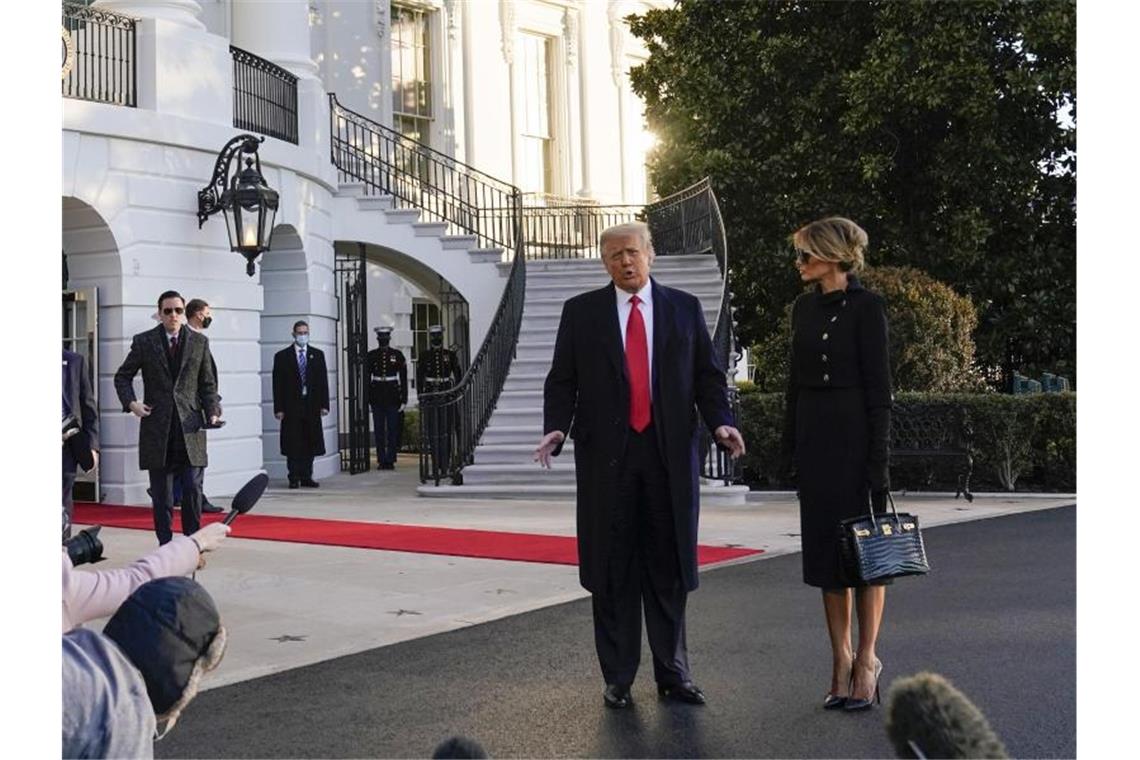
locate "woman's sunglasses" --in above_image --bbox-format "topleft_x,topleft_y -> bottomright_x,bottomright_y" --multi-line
162,307 -> 185,315
794,249 -> 817,265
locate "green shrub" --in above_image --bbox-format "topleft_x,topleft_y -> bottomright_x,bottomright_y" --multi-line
400,407 -> 421,452
749,266 -> 986,393
736,389 -> 1075,492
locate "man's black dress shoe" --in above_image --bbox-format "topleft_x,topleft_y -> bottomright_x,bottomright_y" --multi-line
658,682 -> 707,705
288,480 -> 300,489
603,684 -> 632,709
202,500 -> 223,513
300,479 -> 320,488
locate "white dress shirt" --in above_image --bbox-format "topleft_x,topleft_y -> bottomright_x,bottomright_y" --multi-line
615,280 -> 654,399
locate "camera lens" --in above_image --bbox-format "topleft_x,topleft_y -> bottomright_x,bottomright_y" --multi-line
65,526 -> 104,566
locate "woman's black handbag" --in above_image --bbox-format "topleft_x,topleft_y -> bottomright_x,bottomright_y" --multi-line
838,492 -> 930,583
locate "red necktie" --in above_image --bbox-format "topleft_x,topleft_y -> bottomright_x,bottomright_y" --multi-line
625,295 -> 651,432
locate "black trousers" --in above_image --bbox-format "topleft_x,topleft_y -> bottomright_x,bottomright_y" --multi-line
592,425 -> 690,688
287,457 -> 314,482
371,403 -> 402,466
149,465 -> 202,545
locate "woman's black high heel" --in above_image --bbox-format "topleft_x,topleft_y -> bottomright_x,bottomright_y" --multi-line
844,657 -> 882,711
823,660 -> 853,710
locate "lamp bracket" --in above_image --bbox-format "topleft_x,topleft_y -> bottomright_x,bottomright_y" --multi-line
197,134 -> 266,228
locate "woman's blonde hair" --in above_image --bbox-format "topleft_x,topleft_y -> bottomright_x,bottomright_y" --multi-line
792,217 -> 869,273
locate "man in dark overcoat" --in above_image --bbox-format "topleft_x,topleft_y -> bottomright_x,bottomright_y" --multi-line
535,222 -> 746,709
114,291 -> 221,544
63,348 -> 99,539
272,320 -> 330,488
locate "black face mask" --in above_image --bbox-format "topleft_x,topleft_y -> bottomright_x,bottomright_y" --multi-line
377,335 -> 390,348
201,316 -> 213,330
430,335 -> 442,348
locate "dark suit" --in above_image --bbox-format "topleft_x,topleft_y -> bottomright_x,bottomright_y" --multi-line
544,278 -> 733,687
272,344 -> 330,482
63,349 -> 99,539
114,325 -> 221,544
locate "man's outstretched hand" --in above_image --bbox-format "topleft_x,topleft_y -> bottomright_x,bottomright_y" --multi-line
715,425 -> 746,459
533,431 -> 566,469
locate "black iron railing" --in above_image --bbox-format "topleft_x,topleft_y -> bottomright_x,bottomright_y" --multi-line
330,94 -> 520,252
417,234 -> 525,485
645,178 -> 740,484
62,2 -> 137,107
231,46 -> 298,144
521,204 -> 641,259
326,94 -> 526,484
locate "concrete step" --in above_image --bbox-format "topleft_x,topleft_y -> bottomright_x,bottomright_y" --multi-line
335,182 -> 367,198
487,406 -> 543,427
356,195 -> 395,211
463,463 -> 577,485
440,234 -> 479,250
473,442 -> 574,464
384,208 -> 421,224
494,389 -> 545,408
417,482 -> 750,505
514,343 -> 555,361
479,425 -> 546,445
500,373 -> 548,391
470,248 -> 506,264
413,221 -> 449,237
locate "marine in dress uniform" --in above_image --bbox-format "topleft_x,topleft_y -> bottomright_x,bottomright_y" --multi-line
416,325 -> 462,476
367,326 -> 408,470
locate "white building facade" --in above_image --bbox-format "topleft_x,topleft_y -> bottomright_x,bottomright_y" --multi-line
62,0 -> 667,504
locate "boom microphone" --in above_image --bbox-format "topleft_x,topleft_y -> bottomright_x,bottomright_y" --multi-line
223,473 -> 269,526
885,672 -> 1008,759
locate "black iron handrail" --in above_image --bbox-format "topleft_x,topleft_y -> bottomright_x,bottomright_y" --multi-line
231,46 -> 299,144
644,178 -> 740,484
483,203 -> 642,259
330,94 -> 520,252
324,94 -> 525,485
62,2 -> 137,107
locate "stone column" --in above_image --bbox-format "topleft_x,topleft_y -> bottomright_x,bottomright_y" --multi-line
231,0 -> 319,81
94,0 -> 204,30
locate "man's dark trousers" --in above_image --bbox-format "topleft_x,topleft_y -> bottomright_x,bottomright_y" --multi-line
371,404 -> 402,466
287,457 -> 314,483
62,450 -> 78,540
591,423 -> 690,688
149,419 -> 202,544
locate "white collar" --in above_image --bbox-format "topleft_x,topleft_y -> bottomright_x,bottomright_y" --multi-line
615,279 -> 652,308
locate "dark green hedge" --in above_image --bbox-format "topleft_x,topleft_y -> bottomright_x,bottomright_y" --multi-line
737,390 -> 1075,493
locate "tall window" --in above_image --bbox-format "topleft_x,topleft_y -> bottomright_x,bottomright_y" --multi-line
518,32 -> 554,194
410,299 -> 441,390
391,5 -> 433,146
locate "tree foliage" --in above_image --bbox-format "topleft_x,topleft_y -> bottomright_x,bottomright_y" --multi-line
628,0 -> 1075,384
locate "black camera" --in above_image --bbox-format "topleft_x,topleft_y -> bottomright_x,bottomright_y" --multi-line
65,525 -> 105,566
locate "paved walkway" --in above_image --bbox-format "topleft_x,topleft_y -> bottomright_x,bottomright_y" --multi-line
152,507 -> 1076,758
72,455 -> 1074,694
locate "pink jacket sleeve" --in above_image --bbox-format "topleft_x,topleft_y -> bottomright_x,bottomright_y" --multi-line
62,536 -> 201,632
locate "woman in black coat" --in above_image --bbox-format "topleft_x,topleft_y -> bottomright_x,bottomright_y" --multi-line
781,217 -> 893,712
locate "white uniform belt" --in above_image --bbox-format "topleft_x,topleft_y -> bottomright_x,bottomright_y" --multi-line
372,375 -> 401,381
424,376 -> 450,382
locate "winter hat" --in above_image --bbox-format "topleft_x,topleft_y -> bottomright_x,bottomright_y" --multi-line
103,577 -> 227,735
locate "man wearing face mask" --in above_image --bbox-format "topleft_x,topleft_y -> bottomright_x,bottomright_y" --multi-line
367,326 -> 408,470
272,321 -> 330,488
416,325 -> 462,477
180,299 -> 222,512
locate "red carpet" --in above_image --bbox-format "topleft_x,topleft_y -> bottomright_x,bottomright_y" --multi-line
72,503 -> 762,567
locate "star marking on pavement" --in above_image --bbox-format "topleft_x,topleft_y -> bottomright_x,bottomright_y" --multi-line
269,634 -> 307,643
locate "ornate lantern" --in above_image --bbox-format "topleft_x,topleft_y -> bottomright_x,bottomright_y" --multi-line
197,135 -> 279,276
